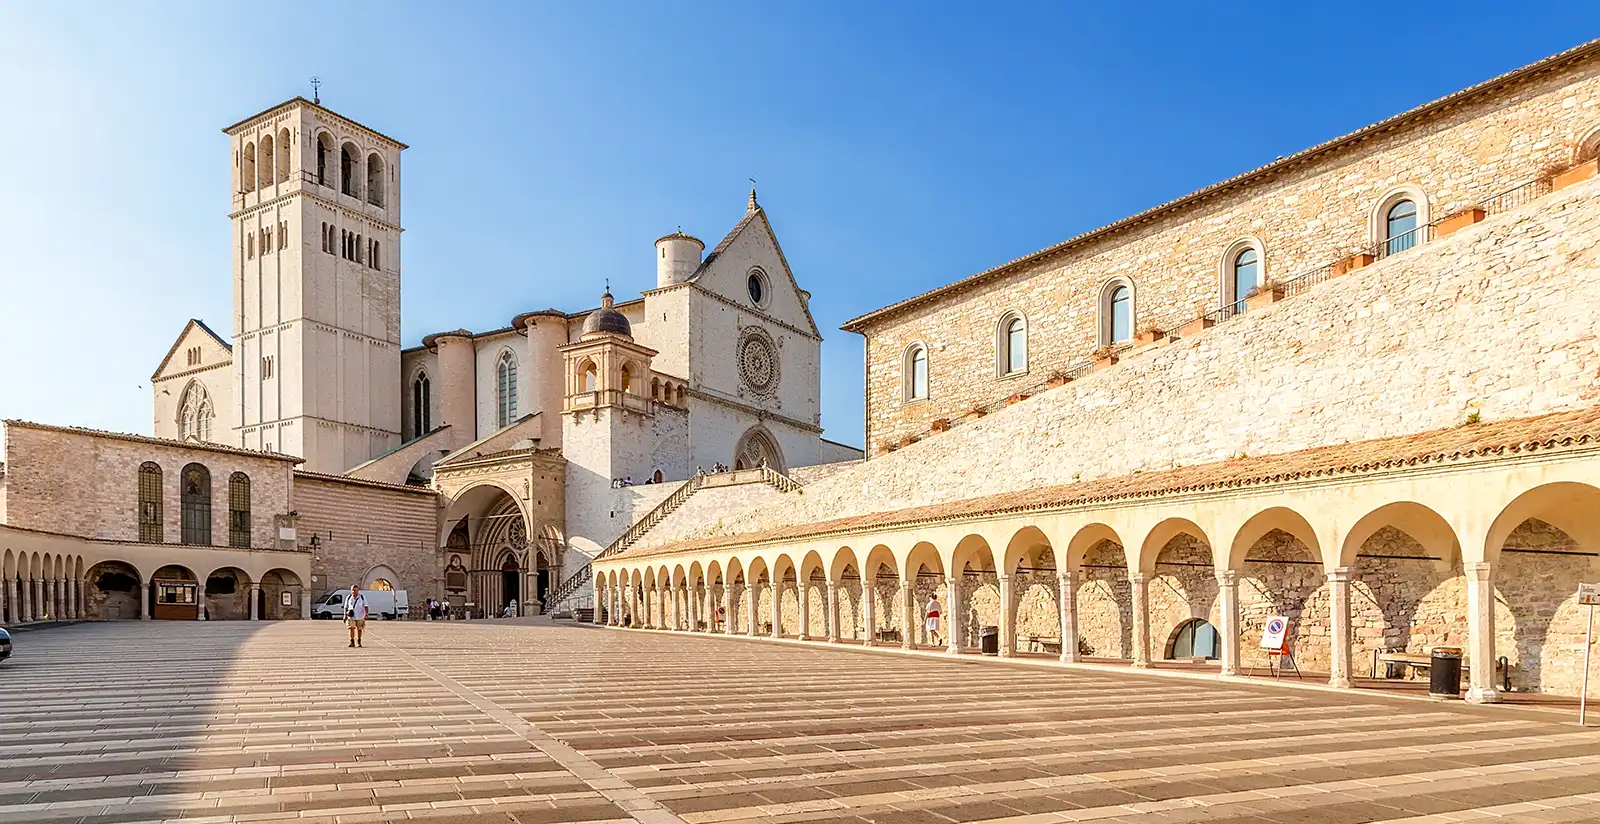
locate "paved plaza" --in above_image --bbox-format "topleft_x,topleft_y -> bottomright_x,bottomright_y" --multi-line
5,623 -> 1600,824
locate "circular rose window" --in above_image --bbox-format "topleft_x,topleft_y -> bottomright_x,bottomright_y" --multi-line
739,333 -> 778,394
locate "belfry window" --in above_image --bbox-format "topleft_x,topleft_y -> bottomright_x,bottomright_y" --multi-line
496,351 -> 519,428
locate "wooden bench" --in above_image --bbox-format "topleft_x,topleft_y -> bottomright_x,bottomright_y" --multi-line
1021,636 -> 1062,655
1371,649 -> 1507,687
876,628 -> 902,643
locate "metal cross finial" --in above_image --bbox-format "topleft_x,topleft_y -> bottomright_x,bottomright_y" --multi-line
310,77 -> 322,105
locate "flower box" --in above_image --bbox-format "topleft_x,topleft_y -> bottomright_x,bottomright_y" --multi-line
1244,285 -> 1284,311
1333,252 -> 1374,276
1133,328 -> 1166,346
1047,374 -> 1071,389
1091,351 -> 1119,371
1178,316 -> 1214,338
930,417 -> 952,432
1436,207 -> 1486,237
1552,158 -> 1600,191
1006,393 -> 1029,405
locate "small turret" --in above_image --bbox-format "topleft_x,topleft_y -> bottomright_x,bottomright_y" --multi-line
655,230 -> 703,288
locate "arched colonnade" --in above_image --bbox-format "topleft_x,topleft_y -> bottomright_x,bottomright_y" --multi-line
595,453 -> 1600,703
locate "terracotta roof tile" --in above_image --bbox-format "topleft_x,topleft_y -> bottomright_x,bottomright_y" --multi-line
616,406 -> 1600,561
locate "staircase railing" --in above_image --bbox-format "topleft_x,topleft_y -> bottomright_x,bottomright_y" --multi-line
547,466 -> 806,614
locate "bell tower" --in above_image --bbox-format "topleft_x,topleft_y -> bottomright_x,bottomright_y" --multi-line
560,290 -> 659,483
223,96 -> 405,472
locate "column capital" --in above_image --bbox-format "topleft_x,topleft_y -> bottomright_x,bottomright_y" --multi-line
1056,569 -> 1077,584
995,573 -> 1011,584
1130,572 -> 1150,584
1325,567 -> 1353,584
1465,561 -> 1493,581
1215,569 -> 1239,585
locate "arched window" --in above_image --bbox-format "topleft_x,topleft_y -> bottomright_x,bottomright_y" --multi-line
1385,199 -> 1419,257
241,142 -> 256,193
997,314 -> 1027,376
1102,282 -> 1133,345
1230,247 -> 1259,314
247,233 -> 255,260
276,127 -> 291,183
367,153 -> 385,207
496,351 -> 519,428
258,134 -> 274,189
903,343 -> 928,401
180,463 -> 212,546
138,462 -> 163,543
370,240 -> 380,270
734,426 -> 784,473
620,364 -> 633,394
355,234 -> 364,264
320,222 -> 329,253
340,143 -> 360,198
676,385 -> 685,406
582,360 -> 598,393
1169,618 -> 1221,660
178,382 -> 214,442
412,372 -> 431,436
315,133 -> 334,186
651,377 -> 660,399
227,472 -> 251,548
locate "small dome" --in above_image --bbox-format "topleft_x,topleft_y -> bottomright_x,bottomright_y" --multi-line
581,288 -> 632,339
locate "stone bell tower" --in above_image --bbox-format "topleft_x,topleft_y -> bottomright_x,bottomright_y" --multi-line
559,289 -> 660,485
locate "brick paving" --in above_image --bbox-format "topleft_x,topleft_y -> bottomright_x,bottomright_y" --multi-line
4,622 -> 1600,824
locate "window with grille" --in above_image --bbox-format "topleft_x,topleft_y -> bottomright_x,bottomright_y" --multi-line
180,463 -> 212,545
138,462 -> 163,542
228,472 -> 251,548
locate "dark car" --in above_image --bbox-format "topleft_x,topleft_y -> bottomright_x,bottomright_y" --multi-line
0,628 -> 10,662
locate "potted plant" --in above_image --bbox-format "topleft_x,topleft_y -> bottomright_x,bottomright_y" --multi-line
1133,325 -> 1167,346
1091,345 -> 1119,370
1179,302 -> 1214,338
1047,369 -> 1071,388
931,417 -> 952,432
1243,278 -> 1284,310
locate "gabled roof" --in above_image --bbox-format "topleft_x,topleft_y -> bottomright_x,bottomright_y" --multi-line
3,420 -> 302,464
150,319 -> 232,381
618,405 -> 1600,561
841,38 -> 1600,333
222,96 -> 408,149
690,196 -> 822,338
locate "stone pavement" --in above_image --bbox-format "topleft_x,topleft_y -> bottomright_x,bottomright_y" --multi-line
4,622 -> 1600,824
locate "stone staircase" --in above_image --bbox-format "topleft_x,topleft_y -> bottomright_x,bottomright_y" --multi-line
547,466 -> 801,616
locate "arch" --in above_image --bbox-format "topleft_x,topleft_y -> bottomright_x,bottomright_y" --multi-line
496,349 -> 519,428
1226,507 -> 1322,571
178,380 -> 214,442
1064,522 -> 1125,572
411,371 -> 432,437
1069,524 -> 1132,659
1098,278 -> 1135,346
315,132 -> 335,186
364,564 -> 400,593
258,134 -> 275,190
260,567 -> 302,620
227,471 -> 251,548
276,127 -> 291,183
1139,517 -> 1213,576
203,566 -> 252,620
902,342 -> 928,402
1575,124 -> 1600,164
1369,184 -> 1430,256
137,461 -> 163,542
85,560 -> 141,620
179,463 -> 212,546
580,359 -> 598,393
675,384 -> 686,406
366,152 -> 385,207
240,141 -> 256,193
1484,482 -> 1600,565
339,141 -> 362,198
620,362 -> 634,394
1219,236 -> 1265,314
150,564 -> 199,620
1339,501 -> 1460,569
651,377 -> 660,400
995,311 -> 1027,377
733,425 -> 785,473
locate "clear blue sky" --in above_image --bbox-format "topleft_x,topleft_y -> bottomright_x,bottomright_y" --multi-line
0,3 -> 1589,449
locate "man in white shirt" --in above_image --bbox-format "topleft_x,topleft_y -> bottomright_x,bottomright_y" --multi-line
345,585 -> 370,648
924,595 -> 942,647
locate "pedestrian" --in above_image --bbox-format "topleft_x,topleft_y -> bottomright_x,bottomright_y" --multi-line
345,585 -> 370,648
924,594 -> 942,647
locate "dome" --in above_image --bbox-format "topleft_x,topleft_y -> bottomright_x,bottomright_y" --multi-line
581,288 -> 632,339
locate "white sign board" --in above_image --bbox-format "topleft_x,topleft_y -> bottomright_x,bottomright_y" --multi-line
1259,615 -> 1290,651
1579,583 -> 1600,607
281,591 -> 293,607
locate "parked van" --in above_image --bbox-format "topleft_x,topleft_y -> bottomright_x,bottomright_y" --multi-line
311,588 -> 408,620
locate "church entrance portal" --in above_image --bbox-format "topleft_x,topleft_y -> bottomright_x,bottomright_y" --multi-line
501,556 -> 521,615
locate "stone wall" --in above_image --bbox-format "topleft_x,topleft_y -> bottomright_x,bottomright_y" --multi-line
856,56 -> 1600,450
292,473 -> 438,600
674,177 -> 1600,543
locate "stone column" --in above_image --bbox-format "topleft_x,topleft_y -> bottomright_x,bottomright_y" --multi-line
594,587 -> 606,625
672,585 -> 683,630
825,581 -> 840,643
1326,568 -> 1353,689
722,583 -> 735,636
997,574 -> 1014,658
899,583 -> 914,650
1057,571 -> 1079,663
50,578 -> 61,621
79,579 -> 88,620
1217,570 -> 1241,677
67,576 -> 77,620
862,579 -> 877,647
1131,573 -> 1151,667
747,586 -> 760,636
0,577 -> 7,625
945,575 -> 961,655
797,580 -> 811,641
139,581 -> 151,620
1465,562 -> 1501,703
33,578 -> 44,620
20,577 -> 32,622
770,583 -> 782,638
705,584 -> 716,633
248,585 -> 262,620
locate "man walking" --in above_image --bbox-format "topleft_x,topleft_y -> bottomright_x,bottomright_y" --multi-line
924,594 -> 942,648
345,585 -> 369,648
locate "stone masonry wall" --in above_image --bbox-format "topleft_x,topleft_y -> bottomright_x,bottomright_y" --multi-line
860,57 -> 1600,450
292,474 -> 438,600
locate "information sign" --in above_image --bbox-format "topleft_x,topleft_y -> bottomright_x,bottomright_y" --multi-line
1578,582 -> 1600,606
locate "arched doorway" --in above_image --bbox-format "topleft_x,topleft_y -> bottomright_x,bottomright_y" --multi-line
85,561 -> 141,620
501,554 -> 521,615
150,565 -> 198,620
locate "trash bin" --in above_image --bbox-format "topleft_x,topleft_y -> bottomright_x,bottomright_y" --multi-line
1429,647 -> 1463,698
980,626 -> 1000,656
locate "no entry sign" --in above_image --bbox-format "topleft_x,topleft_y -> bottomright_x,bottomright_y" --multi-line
1260,616 -> 1289,652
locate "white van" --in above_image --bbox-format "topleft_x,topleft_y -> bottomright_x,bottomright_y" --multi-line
311,588 -> 409,620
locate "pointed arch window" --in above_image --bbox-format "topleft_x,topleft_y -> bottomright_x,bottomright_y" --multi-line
180,463 -> 212,546
178,383 -> 214,442
138,462 -> 163,543
412,372 -> 431,436
227,472 -> 251,548
496,351 -> 519,428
